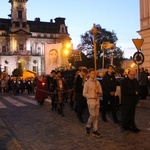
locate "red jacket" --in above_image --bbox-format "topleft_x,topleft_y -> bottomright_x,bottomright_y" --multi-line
35,79 -> 48,102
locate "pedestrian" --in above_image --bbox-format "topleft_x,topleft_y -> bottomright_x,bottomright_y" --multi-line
26,77 -> 33,94
138,67 -> 148,100
73,70 -> 80,112
145,69 -> 150,96
47,70 -> 57,110
83,68 -> 103,137
121,69 -> 141,133
74,67 -> 88,123
65,71 -> 75,110
55,71 -> 66,117
101,64 -> 120,124
35,75 -> 48,105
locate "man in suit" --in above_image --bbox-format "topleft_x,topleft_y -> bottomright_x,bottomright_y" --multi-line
121,69 -> 140,133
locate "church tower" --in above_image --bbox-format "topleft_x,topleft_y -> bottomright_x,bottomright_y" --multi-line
138,0 -> 150,70
9,0 -> 30,32
8,0 -> 31,53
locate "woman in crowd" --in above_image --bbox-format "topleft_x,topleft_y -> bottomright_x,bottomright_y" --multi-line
35,75 -> 48,105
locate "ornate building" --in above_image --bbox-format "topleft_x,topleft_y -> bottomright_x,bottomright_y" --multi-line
0,0 -> 71,75
138,0 -> 150,70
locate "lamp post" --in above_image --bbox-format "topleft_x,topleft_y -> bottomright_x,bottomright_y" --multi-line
89,24 -> 100,72
62,39 -> 72,55
101,42 -> 115,68
102,48 -> 105,69
110,52 -> 114,66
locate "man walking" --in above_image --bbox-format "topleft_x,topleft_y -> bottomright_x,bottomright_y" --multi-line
83,68 -> 103,137
121,69 -> 140,133
74,67 -> 88,123
101,64 -> 120,123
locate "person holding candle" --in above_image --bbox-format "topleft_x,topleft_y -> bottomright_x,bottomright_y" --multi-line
35,75 -> 48,105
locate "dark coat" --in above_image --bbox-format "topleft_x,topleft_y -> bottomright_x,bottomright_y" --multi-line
74,75 -> 84,94
35,79 -> 48,102
101,71 -> 117,95
121,77 -> 140,101
121,77 -> 140,128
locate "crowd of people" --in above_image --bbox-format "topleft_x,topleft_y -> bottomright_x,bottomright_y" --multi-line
34,65 -> 149,137
0,66 -> 149,138
0,75 -> 36,94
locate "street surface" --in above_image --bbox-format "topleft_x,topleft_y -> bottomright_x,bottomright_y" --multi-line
0,93 -> 150,150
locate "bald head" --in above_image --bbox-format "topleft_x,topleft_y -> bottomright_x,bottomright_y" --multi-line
128,70 -> 136,80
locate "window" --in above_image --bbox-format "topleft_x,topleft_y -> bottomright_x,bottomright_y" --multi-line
19,44 -> 24,50
33,66 -> 37,72
22,22 -> 26,27
18,11 -> 22,19
4,66 -> 8,72
60,25 -> 66,33
50,35 -> 53,38
44,34 -> 47,38
62,27 -> 64,33
38,47 -> 41,53
15,22 -> 20,27
2,46 -> 6,53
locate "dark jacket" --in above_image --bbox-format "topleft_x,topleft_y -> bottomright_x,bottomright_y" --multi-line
121,77 -> 140,101
74,74 -> 84,94
101,71 -> 117,95
138,71 -> 148,86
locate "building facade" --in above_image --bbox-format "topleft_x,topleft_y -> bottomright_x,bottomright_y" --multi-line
0,0 -> 71,75
138,0 -> 150,70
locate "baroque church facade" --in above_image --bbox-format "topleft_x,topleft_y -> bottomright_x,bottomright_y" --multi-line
0,0 -> 71,75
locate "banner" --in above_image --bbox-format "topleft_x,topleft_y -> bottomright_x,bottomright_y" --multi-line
45,43 -> 62,74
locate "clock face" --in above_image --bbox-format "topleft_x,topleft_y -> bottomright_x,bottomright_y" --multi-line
133,52 -> 144,65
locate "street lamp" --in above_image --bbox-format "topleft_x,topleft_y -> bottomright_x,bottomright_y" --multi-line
63,41 -> 72,57
65,43 -> 72,49
64,49 -> 69,56
61,39 -> 72,69
101,42 -> 115,68
89,24 -> 100,72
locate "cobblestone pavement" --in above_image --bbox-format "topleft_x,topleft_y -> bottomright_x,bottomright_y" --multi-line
0,94 -> 150,150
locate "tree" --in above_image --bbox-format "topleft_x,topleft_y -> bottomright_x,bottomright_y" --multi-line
12,61 -> 23,77
12,68 -> 23,77
77,24 -> 124,69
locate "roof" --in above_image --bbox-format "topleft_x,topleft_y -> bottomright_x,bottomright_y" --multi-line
0,17 -> 68,34
0,18 -> 11,30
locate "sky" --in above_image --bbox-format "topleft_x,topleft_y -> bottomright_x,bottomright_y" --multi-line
0,0 -> 140,58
